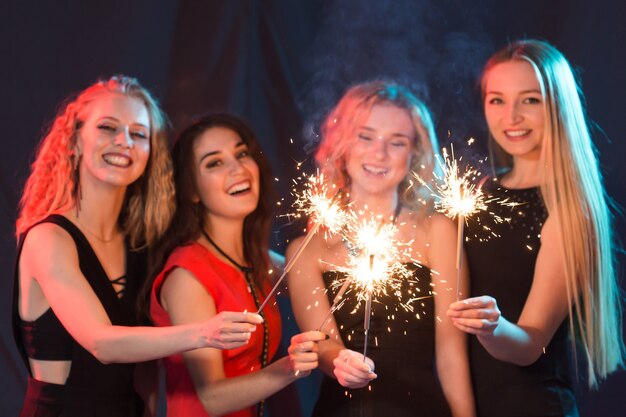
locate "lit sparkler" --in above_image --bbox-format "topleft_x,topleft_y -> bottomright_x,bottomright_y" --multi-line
329,217 -> 414,359
257,174 -> 348,313
415,147 -> 487,301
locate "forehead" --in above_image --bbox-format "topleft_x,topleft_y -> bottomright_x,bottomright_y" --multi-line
194,126 -> 243,154
82,92 -> 150,126
363,104 -> 414,134
485,60 -> 541,93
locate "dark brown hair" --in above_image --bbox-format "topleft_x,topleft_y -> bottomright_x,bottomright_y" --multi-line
148,113 -> 276,299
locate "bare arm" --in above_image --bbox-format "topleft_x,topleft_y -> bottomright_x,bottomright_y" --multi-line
428,215 -> 475,417
19,223 -> 262,364
448,216 -> 570,365
286,235 -> 376,387
160,266 -> 324,416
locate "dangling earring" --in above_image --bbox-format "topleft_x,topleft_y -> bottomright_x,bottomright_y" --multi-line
73,148 -> 82,216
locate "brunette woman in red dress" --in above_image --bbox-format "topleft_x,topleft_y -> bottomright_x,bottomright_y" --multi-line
149,113 -> 325,417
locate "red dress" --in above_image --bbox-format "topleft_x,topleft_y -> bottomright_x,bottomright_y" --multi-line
150,242 -> 281,417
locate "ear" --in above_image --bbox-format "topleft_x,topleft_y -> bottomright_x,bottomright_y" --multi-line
73,132 -> 83,157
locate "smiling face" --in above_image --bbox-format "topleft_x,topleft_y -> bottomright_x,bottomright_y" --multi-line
76,92 -> 151,188
193,126 -> 260,224
344,103 -> 415,201
483,60 -> 545,162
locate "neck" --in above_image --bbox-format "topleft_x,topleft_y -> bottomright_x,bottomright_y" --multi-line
348,189 -> 400,221
69,179 -> 127,240
203,215 -> 246,265
504,156 -> 542,189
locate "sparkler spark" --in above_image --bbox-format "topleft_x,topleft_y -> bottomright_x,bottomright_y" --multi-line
339,217 -> 414,304
258,173 -> 348,313
293,173 -> 349,237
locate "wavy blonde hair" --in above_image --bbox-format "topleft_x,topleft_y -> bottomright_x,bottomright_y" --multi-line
315,81 -> 441,213
16,76 -> 175,249
482,39 -> 625,387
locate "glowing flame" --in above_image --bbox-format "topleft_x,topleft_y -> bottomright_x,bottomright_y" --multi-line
294,173 -> 349,236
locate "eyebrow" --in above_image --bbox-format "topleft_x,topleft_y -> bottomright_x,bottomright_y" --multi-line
97,116 -> 149,129
485,89 -> 542,95
360,126 -> 413,139
198,141 -> 247,163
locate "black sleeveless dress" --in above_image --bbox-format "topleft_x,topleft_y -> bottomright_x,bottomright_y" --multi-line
312,263 -> 452,417
12,215 -> 147,417
464,180 -> 578,417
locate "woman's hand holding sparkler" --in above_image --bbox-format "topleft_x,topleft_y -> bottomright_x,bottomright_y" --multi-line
447,296 -> 501,336
200,311 -> 264,350
332,349 -> 377,388
287,330 -> 328,378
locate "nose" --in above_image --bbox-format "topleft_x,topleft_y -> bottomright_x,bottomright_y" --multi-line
228,157 -> 246,174
505,102 -> 523,124
114,127 -> 134,149
373,137 -> 388,160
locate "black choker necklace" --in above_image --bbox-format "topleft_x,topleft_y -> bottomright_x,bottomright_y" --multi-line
201,229 -> 252,274
200,229 -> 269,417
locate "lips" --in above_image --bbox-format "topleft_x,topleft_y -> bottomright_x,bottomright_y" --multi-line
102,153 -> 132,167
363,164 -> 388,175
504,129 -> 531,140
227,180 -> 252,195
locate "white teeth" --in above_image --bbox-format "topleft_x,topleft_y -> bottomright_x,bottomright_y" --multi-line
228,181 -> 251,195
103,154 -> 131,167
363,164 -> 388,175
506,130 -> 530,137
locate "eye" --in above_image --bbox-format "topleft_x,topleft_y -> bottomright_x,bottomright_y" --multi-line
487,97 -> 503,105
97,124 -> 116,132
236,149 -> 250,159
523,96 -> 542,105
390,140 -> 409,148
358,133 -> 373,141
131,131 -> 148,140
205,159 -> 222,169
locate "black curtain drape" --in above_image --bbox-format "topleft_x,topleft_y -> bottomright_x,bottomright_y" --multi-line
2,1 -> 624,416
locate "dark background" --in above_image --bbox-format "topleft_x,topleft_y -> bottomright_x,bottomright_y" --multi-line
2,1 -> 624,416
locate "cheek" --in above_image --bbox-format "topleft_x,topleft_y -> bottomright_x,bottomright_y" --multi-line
484,108 -> 497,127
197,176 -> 222,212
391,148 -> 412,170
136,141 -> 151,159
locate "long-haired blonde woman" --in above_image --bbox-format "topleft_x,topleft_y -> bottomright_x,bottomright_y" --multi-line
448,39 -> 625,417
288,81 -> 475,417
12,77 -> 262,417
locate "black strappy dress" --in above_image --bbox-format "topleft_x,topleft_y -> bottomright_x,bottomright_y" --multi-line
312,263 -> 452,417
12,215 -> 147,417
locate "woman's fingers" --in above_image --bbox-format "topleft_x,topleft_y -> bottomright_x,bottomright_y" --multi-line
333,349 -> 377,388
288,331 -> 327,376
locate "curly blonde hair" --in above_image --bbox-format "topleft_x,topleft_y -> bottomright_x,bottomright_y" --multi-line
314,81 -> 441,213
16,76 -> 175,248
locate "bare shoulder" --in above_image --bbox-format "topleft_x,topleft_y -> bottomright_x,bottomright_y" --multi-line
539,215 -> 557,242
417,213 -> 457,249
286,231 -> 326,260
161,266 -> 206,300
22,220 -> 78,267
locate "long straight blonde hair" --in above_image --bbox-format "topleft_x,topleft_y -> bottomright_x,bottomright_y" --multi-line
482,39 -> 624,387
16,76 -> 175,249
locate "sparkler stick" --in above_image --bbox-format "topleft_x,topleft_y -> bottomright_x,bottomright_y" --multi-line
317,277 -> 353,331
257,222 -> 320,312
362,254 -> 375,361
257,175 -> 347,313
455,215 -> 465,301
